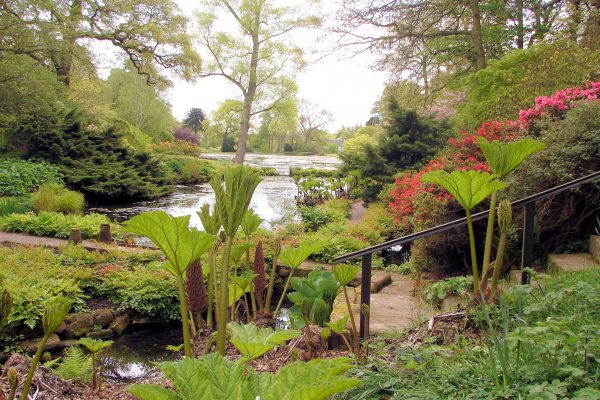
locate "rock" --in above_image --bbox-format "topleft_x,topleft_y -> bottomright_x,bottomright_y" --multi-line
109,314 -> 130,336
92,309 -> 115,328
64,314 -> 94,339
329,287 -> 360,331
57,339 -> 79,349
20,334 -> 61,353
86,329 -> 114,340
547,253 -> 598,273
370,271 -> 392,293
277,266 -> 291,278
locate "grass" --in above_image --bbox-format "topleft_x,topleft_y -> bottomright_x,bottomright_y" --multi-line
336,269 -> 600,399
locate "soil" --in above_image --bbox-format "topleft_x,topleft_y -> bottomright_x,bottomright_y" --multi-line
192,325 -> 351,373
1,325 -> 352,399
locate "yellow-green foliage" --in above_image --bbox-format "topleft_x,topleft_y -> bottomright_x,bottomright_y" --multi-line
347,202 -> 400,244
30,183 -> 84,214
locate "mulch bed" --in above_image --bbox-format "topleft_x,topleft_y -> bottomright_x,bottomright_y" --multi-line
2,325 -> 352,399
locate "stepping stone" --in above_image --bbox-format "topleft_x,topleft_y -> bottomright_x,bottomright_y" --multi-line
590,235 -> 600,262
547,253 -> 599,273
368,294 -> 432,334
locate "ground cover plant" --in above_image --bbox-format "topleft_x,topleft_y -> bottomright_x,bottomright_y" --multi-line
0,211 -> 114,239
0,159 -> 63,197
0,245 -> 174,337
337,269 -> 600,400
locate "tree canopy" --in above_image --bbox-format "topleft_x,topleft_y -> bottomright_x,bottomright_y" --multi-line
0,0 -> 200,86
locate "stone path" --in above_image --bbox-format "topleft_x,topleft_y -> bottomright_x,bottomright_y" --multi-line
349,201 -> 366,225
0,231 -> 152,253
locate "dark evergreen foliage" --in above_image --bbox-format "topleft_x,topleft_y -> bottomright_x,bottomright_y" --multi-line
182,108 -> 206,134
379,98 -> 448,170
221,136 -> 235,152
28,112 -> 172,203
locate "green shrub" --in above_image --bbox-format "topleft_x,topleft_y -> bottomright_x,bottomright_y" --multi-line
298,206 -> 339,232
28,112 -> 172,202
507,101 -> 600,255
298,200 -> 350,232
424,276 -> 473,305
0,159 -> 63,197
0,212 -> 112,239
302,233 -> 368,264
454,42 -> 600,130
29,183 -> 84,214
0,197 -> 28,216
96,265 -> 179,322
161,156 -> 217,184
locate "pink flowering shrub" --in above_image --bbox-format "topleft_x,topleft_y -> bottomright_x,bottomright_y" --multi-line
389,82 -> 600,230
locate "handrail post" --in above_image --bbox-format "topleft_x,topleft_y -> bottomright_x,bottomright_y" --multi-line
360,253 -> 372,342
521,202 -> 536,284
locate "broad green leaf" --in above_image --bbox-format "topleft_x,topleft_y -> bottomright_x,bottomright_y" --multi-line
279,243 -> 324,270
333,264 -> 360,286
476,138 -> 545,178
156,355 -> 258,400
124,211 -> 216,276
326,315 -> 349,335
127,354 -> 359,400
228,282 -> 250,306
78,337 -> 112,353
231,243 -> 253,265
211,166 -> 262,238
197,204 -> 221,235
241,209 -> 263,237
421,170 -> 507,212
261,357 -> 361,400
231,271 -> 257,291
228,322 -> 300,359
128,384 -> 180,400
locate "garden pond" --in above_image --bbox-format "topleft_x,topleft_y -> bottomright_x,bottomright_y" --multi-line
89,153 -> 342,230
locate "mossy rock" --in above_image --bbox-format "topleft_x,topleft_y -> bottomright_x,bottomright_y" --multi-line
64,314 -> 93,339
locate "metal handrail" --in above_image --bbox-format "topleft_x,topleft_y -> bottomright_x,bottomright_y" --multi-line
332,170 -> 600,342
334,170 -> 600,264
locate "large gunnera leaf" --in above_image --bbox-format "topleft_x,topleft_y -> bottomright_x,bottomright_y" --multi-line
128,354 -> 360,400
476,137 -> 545,178
125,211 -> 216,276
421,170 -> 507,212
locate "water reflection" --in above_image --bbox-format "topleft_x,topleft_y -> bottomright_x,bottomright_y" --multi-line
103,327 -> 182,383
89,154 -> 341,229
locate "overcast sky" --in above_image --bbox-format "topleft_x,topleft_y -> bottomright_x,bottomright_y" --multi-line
92,1 -> 387,133
167,1 -> 387,133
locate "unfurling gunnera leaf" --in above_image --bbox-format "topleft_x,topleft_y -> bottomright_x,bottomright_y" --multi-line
228,322 -> 300,359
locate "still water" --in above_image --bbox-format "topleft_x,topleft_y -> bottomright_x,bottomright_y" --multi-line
89,153 -> 341,229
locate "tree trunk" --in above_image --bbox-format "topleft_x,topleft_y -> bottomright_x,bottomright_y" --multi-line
567,0 -> 582,42
469,0 -> 487,70
234,33 -> 260,165
583,0 -> 600,50
50,0 -> 83,86
516,0 -> 524,48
